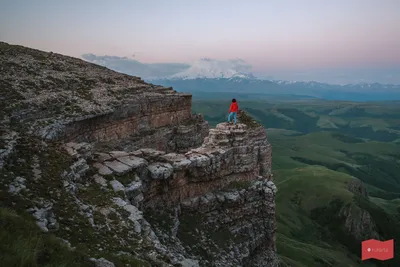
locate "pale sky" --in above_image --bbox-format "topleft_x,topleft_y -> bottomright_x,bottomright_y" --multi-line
1,0 -> 399,82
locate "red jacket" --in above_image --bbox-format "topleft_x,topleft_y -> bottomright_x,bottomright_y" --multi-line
229,102 -> 238,112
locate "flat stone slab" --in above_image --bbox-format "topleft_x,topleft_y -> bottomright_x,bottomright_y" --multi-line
130,150 -> 143,157
93,163 -> 113,175
139,148 -> 166,158
110,179 -> 125,192
104,160 -> 131,174
93,174 -> 108,187
160,153 -> 187,162
109,151 -> 130,158
94,152 -> 112,162
116,156 -> 147,168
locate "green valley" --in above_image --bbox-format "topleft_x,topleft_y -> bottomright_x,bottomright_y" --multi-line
192,98 -> 400,266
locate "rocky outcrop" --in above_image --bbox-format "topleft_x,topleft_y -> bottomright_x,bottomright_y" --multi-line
339,203 -> 380,241
0,42 -> 278,267
142,123 -> 272,208
84,122 -> 277,266
93,113 -> 210,153
343,179 -> 380,241
347,177 -> 368,197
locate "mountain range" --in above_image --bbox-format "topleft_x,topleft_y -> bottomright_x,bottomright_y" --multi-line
82,54 -> 400,101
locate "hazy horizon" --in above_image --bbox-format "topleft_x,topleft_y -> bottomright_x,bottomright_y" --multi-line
1,0 -> 399,84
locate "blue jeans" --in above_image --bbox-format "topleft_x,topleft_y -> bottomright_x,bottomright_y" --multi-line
228,112 -> 237,124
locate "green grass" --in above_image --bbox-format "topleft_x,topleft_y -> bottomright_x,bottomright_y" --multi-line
316,115 -> 348,129
267,131 -> 400,194
238,110 -> 261,128
0,207 -> 94,267
369,197 -> 400,215
274,166 -> 400,266
274,166 -> 364,267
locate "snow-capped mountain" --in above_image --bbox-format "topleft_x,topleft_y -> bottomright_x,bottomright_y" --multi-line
168,58 -> 255,79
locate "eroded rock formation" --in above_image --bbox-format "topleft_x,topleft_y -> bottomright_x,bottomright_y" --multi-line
0,42 -> 278,267
81,122 -> 277,266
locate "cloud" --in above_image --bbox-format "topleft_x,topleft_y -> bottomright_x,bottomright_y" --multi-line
81,54 -> 190,79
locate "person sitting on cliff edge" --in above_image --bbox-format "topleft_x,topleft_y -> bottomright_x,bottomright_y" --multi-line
228,98 -> 239,125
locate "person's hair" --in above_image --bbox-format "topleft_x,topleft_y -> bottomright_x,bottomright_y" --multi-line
232,98 -> 236,103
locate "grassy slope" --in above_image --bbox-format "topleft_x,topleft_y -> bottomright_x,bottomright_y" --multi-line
269,131 -> 400,194
0,136 -> 151,267
0,207 -> 94,267
269,131 -> 400,267
274,166 -> 363,267
193,98 -> 400,266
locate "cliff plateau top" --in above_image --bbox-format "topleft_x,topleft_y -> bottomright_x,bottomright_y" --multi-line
0,42 -> 189,138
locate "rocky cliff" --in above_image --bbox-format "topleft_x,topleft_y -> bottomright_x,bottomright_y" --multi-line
0,42 -> 278,267
1,41 -> 209,152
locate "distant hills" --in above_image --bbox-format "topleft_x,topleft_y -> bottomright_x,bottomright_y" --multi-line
82,54 -> 400,102
150,78 -> 400,102
192,98 -> 400,266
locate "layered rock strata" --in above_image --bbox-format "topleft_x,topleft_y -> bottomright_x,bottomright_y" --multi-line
0,41 -> 209,152
87,122 -> 277,266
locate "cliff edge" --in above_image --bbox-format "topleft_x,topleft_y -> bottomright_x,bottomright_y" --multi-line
0,42 -> 278,267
